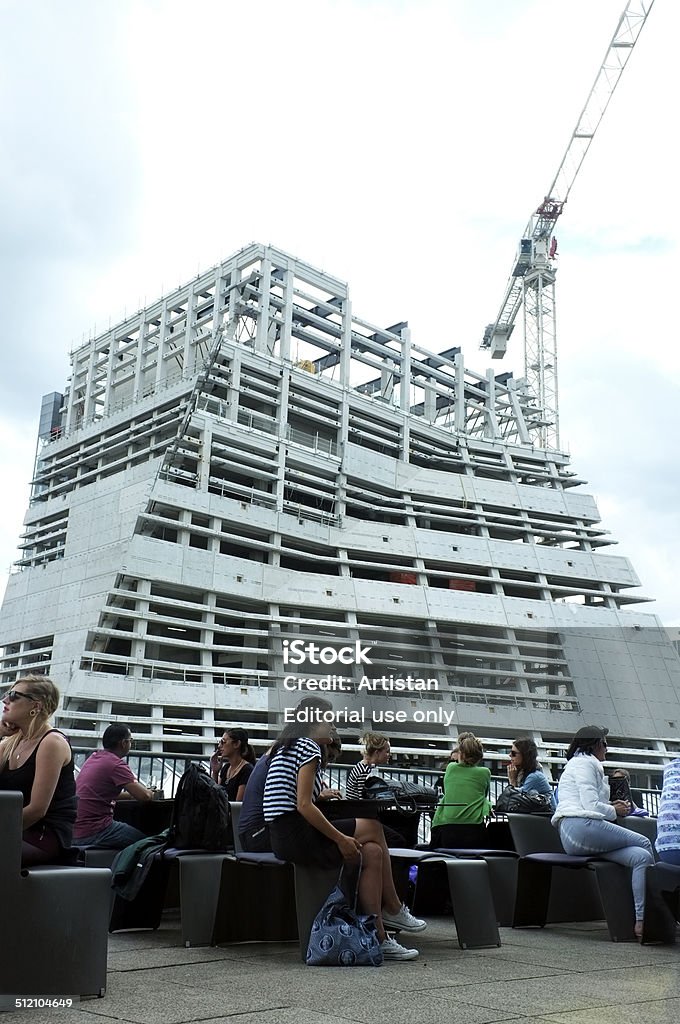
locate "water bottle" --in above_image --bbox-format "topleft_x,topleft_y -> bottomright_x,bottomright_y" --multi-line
408,863 -> 418,901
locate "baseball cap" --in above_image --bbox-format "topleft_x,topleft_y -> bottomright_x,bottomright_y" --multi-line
573,725 -> 609,743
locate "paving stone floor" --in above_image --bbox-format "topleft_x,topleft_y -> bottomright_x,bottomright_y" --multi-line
3,914 -> 679,1024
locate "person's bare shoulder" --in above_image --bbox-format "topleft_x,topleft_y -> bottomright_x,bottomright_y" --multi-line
40,730 -> 72,757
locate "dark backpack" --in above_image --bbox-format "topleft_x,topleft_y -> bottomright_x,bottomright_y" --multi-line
169,763 -> 232,850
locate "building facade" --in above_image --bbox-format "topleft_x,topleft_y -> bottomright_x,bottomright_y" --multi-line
2,243 -> 679,784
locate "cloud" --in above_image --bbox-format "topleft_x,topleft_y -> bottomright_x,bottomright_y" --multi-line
0,0 -> 678,628
0,0 -> 140,422
560,350 -> 680,623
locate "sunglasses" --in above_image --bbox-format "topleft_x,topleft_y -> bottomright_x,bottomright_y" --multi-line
509,750 -> 520,757
2,689 -> 38,703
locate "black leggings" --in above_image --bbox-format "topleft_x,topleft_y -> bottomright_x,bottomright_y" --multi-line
430,823 -> 487,850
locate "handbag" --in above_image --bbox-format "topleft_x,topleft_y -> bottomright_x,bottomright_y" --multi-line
494,785 -> 553,815
305,861 -> 383,967
363,776 -> 438,815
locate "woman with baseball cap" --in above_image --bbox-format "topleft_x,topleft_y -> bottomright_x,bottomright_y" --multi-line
552,725 -> 654,938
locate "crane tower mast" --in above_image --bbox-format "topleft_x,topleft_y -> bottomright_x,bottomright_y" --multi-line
481,1 -> 655,449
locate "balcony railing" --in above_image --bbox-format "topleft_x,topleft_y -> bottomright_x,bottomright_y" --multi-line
73,751 -> 663,836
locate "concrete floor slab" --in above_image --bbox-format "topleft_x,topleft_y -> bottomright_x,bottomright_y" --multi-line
9,915 -> 680,1024
543,999 -> 680,1024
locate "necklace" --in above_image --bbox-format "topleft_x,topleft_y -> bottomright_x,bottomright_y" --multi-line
226,758 -> 246,780
14,728 -> 48,761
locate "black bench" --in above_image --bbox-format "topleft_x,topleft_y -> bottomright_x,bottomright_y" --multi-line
389,848 -> 501,949
642,861 -> 680,944
508,813 -> 636,941
0,792 -> 110,997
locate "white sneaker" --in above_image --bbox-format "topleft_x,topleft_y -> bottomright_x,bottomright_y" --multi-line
382,903 -> 427,933
381,936 -> 419,961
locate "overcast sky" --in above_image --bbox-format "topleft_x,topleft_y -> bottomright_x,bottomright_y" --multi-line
1,0 -> 677,624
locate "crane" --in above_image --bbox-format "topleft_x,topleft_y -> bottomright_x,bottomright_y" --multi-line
481,0 -> 656,450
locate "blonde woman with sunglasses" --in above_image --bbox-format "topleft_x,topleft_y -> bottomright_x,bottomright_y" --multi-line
0,676 -> 76,865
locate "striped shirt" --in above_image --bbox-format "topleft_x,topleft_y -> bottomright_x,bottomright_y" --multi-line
656,759 -> 680,854
345,761 -> 377,800
263,737 -> 323,822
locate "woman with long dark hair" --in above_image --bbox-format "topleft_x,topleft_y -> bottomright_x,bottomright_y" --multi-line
212,727 -> 256,801
552,725 -> 653,938
263,697 -> 426,960
507,737 -> 555,811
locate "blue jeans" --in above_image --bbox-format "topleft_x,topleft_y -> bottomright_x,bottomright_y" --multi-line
74,819 -> 145,849
558,817 -> 654,919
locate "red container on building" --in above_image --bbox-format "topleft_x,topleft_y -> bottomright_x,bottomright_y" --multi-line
449,578 -> 476,591
390,571 -> 418,585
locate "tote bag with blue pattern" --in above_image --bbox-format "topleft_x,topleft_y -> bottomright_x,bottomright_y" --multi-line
306,861 -> 383,967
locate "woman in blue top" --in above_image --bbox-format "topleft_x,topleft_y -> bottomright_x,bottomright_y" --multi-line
507,737 -> 556,811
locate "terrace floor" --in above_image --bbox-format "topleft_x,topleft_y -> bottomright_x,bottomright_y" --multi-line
4,915 -> 680,1024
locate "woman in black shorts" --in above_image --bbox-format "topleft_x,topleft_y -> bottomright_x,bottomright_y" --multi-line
263,698 -> 426,960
